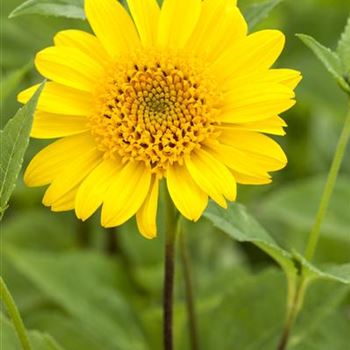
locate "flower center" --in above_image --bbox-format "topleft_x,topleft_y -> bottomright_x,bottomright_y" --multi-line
89,50 -> 221,176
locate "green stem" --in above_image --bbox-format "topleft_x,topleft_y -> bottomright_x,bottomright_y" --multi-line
163,191 -> 178,350
0,277 -> 32,350
179,225 -> 200,350
304,103 -> 350,261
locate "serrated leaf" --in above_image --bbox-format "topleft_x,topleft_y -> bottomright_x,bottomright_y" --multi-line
9,0 -> 85,20
6,249 -> 149,350
337,15 -> 350,77
242,0 -> 283,30
297,33 -> 350,94
0,83 -> 44,218
0,313 -> 64,350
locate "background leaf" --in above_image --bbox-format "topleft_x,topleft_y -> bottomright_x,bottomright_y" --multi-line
242,0 -> 283,30
6,249 -> 149,350
297,33 -> 350,93
0,83 -> 44,217
0,313 -> 64,350
337,15 -> 350,77
9,0 -> 85,19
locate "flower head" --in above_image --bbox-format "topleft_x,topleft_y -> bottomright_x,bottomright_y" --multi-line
19,0 -> 301,238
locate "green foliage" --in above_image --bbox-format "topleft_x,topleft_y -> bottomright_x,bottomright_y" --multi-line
9,0 -> 85,19
1,314 -> 63,350
337,15 -> 350,78
0,83 -> 44,218
297,33 -> 350,94
6,248 -> 148,350
242,0 -> 283,29
196,269 -> 349,350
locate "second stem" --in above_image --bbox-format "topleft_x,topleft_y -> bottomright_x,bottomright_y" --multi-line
163,192 -> 178,350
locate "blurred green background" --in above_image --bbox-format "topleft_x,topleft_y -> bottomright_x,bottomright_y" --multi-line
1,0 -> 350,349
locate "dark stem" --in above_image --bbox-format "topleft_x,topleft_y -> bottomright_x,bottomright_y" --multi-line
276,313 -> 294,350
105,227 -> 119,255
180,228 -> 200,350
163,192 -> 178,350
77,220 -> 90,248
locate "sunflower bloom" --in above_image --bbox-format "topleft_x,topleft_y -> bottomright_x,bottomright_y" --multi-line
19,0 -> 301,239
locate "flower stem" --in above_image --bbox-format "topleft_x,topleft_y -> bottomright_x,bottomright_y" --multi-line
163,191 -> 178,350
179,225 -> 200,350
0,277 -> 32,350
304,102 -> 350,261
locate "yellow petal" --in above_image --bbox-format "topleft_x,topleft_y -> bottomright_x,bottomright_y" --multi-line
54,29 -> 110,66
101,161 -> 151,227
257,69 -> 302,90
212,30 -> 285,83
158,0 -> 201,48
136,176 -> 159,239
186,0 -> 247,61
85,0 -> 140,58
231,171 -> 272,185
127,0 -> 160,47
51,187 -> 78,212
18,83 -> 93,116
31,111 -> 88,139
228,116 -> 287,136
185,149 -> 236,207
222,68 -> 302,92
43,148 -> 102,206
167,163 -> 208,221
24,133 -> 97,187
219,82 -> 295,123
35,46 -> 104,92
219,129 -> 287,170
205,142 -> 270,178
75,159 -> 122,221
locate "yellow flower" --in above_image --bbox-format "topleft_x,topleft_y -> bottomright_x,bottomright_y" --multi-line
19,0 -> 301,239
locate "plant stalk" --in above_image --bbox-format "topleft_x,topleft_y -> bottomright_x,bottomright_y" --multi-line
179,226 -> 200,350
0,277 -> 32,350
163,191 -> 178,350
304,103 -> 350,261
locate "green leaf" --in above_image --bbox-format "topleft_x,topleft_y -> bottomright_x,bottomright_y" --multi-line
0,82 -> 44,218
6,249 -> 149,350
203,201 -> 296,274
9,0 -> 85,20
242,0 -> 283,30
337,15 -> 350,78
297,33 -> 350,94
0,313 -> 64,350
